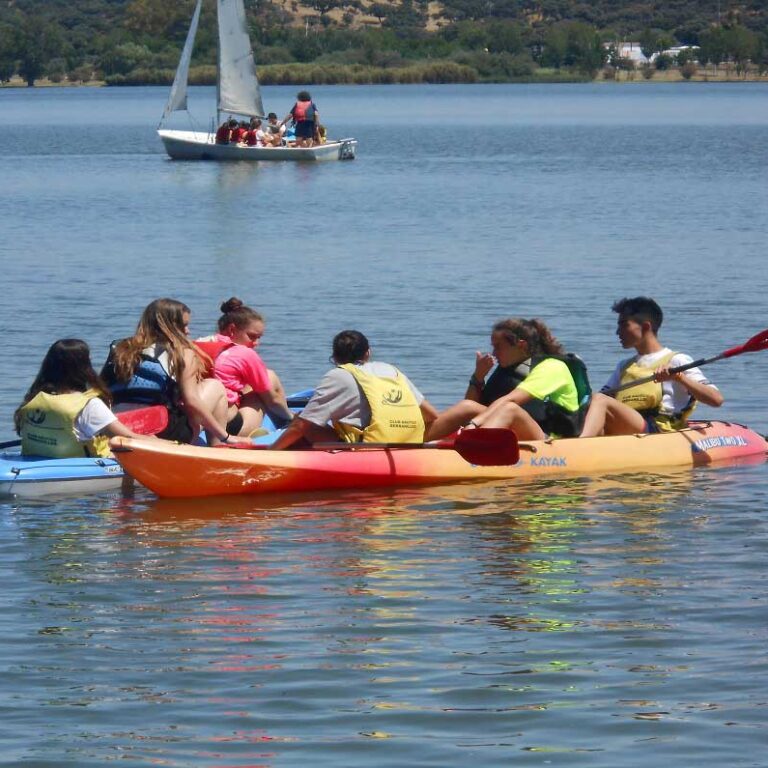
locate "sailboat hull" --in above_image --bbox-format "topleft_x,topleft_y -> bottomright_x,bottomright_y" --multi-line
158,129 -> 356,162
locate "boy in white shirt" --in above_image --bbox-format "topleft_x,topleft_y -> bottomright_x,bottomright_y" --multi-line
580,297 -> 724,437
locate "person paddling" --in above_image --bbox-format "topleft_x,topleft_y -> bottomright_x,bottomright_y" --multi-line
15,339 -> 151,458
271,330 -> 438,449
579,297 -> 724,437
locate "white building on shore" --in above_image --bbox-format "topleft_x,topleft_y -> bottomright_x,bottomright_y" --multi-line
607,42 -> 699,65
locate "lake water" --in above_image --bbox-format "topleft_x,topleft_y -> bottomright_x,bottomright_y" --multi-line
1,83 -> 767,766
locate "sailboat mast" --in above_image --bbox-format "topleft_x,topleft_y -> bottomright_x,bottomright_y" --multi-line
216,16 -> 221,128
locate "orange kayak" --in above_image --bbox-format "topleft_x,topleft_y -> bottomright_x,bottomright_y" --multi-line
111,420 -> 768,499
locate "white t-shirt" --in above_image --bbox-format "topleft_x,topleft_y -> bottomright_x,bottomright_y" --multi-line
602,347 -> 716,415
300,362 -> 424,429
74,398 -> 117,441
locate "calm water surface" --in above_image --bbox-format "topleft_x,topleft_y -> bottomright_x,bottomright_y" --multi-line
1,83 -> 767,766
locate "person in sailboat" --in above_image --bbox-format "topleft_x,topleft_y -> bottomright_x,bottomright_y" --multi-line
264,112 -> 285,146
215,118 -> 237,145
280,90 -> 319,148
245,118 -> 266,147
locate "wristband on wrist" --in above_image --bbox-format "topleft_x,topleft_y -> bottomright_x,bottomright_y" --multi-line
221,433 -> 230,443
469,375 -> 484,390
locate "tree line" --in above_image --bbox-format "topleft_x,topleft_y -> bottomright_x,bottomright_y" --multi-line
0,0 -> 766,86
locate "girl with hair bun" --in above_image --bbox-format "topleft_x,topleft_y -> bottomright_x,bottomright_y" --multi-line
195,298 -> 293,437
425,318 -> 590,441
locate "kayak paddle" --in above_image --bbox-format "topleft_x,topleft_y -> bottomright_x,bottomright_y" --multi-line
117,405 -> 169,435
316,428 -> 520,466
0,405 -> 169,451
606,327 -> 768,395
219,427 -> 521,466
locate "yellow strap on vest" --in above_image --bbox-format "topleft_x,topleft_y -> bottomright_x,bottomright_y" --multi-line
335,364 -> 425,444
616,350 -> 696,430
616,350 -> 677,413
20,389 -> 111,458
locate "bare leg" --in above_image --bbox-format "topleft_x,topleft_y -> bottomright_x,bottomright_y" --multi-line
196,378 -> 230,445
227,402 -> 264,436
474,401 -> 546,441
579,393 -> 647,437
424,400 -> 486,442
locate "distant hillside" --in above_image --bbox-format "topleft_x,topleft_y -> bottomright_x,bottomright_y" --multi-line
1,0 -> 766,86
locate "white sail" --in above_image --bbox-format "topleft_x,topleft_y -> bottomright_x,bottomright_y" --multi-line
161,0 -> 203,121
217,0 -> 265,118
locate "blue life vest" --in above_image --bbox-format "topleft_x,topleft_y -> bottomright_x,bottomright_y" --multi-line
102,343 -> 178,406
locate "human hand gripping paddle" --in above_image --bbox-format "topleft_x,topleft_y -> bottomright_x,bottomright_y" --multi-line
220,427 -> 521,467
604,328 -> 768,395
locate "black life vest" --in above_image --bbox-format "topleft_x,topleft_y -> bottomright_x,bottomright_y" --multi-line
481,354 -> 592,437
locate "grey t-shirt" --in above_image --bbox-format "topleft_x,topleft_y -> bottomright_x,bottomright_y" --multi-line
299,362 -> 424,429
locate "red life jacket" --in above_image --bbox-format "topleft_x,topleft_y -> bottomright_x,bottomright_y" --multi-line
194,340 -> 235,377
215,125 -> 231,144
245,129 -> 259,146
293,100 -> 315,123
233,127 -> 247,143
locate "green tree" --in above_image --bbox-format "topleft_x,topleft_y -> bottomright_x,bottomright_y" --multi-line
725,25 -> 758,76
16,16 -> 63,86
487,21 -> 523,55
125,0 -> 193,39
699,26 -> 727,73
98,42 -> 152,76
369,2 -> 395,24
0,25 -> 15,82
639,28 -> 661,63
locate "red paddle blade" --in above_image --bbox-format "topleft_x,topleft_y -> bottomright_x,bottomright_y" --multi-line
452,428 -> 520,466
724,328 -> 768,358
117,405 -> 169,435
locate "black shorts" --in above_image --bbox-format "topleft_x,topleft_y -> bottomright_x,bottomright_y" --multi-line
157,405 -> 194,443
226,411 -> 244,436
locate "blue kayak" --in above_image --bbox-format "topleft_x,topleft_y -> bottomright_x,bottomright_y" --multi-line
0,388 -> 313,498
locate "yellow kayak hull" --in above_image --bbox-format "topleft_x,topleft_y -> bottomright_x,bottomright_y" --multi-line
112,421 -> 768,499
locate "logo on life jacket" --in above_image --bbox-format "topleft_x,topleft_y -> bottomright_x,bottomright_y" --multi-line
27,409 -> 46,425
382,389 -> 403,405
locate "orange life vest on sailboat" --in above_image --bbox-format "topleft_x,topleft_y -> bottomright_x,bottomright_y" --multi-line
293,100 -> 315,123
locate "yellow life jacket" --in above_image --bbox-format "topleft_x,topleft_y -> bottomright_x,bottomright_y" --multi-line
334,363 -> 425,444
615,351 -> 696,432
19,390 -> 111,458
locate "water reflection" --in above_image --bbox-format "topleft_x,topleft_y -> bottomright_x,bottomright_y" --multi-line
4,463 -> 767,764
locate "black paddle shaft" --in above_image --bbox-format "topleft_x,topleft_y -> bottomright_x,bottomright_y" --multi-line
606,353 -> 724,395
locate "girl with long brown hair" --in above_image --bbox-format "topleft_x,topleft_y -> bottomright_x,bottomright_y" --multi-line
425,318 -> 588,441
15,339 -> 147,458
104,298 -> 250,446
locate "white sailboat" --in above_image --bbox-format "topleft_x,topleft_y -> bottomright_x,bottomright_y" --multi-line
158,0 -> 357,162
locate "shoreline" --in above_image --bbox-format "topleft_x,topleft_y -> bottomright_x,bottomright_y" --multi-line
2,68 -> 767,89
